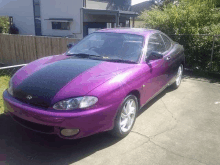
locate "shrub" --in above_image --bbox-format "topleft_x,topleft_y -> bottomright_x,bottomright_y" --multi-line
0,76 -> 10,114
0,16 -> 10,34
9,24 -> 19,34
140,0 -> 220,72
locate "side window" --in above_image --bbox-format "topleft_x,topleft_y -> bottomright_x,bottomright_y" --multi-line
147,33 -> 166,56
161,34 -> 172,51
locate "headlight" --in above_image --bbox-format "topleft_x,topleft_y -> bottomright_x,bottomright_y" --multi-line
7,79 -> 13,96
53,96 -> 98,110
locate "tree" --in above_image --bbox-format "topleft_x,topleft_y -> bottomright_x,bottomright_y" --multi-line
152,0 -> 177,10
140,0 -> 220,71
0,16 -> 10,34
140,0 -> 220,35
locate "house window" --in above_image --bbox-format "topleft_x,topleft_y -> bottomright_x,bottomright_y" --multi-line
52,22 -> 70,30
34,4 -> 41,17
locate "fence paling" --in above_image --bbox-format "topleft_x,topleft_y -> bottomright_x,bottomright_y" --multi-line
0,34 -> 80,66
210,36 -> 215,71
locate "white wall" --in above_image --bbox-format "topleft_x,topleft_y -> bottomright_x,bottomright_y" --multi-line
0,0 -> 35,35
40,0 -> 83,38
86,0 -> 108,10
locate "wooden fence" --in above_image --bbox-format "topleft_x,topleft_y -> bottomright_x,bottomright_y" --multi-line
0,34 -> 80,66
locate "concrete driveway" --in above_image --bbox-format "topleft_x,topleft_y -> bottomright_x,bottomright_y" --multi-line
0,75 -> 220,165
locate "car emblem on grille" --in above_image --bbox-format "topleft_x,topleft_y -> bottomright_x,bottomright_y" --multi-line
26,95 -> 32,100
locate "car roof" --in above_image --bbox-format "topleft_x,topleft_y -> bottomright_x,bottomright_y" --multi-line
97,28 -> 157,37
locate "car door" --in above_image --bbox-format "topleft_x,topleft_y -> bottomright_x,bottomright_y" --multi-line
160,33 -> 179,83
142,33 -> 168,102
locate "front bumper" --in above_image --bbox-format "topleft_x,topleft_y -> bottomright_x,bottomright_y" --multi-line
3,90 -> 120,139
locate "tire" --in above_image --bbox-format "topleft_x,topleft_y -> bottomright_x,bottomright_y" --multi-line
110,95 -> 138,138
171,64 -> 183,89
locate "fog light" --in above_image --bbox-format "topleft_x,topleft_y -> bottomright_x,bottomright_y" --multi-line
60,129 -> 79,137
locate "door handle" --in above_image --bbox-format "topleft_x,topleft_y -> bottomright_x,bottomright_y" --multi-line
165,56 -> 171,61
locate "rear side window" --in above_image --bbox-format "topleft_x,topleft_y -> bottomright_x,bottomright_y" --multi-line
161,34 -> 172,51
147,33 -> 166,56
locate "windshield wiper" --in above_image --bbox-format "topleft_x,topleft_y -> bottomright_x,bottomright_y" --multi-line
105,58 -> 136,64
67,54 -> 136,63
67,53 -> 103,59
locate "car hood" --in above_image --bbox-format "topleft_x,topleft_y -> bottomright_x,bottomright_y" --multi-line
12,55 -> 135,108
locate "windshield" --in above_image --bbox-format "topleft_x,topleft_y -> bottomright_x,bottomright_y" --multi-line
66,32 -> 144,63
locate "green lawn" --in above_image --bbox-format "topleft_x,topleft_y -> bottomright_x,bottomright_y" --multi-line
0,76 -> 10,114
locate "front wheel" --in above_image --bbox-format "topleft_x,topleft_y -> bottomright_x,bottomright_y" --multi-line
171,64 -> 183,89
110,95 -> 138,138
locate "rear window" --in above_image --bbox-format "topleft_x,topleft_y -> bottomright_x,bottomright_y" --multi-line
161,34 -> 172,50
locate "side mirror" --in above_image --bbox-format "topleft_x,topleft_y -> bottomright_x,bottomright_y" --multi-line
146,51 -> 163,62
67,43 -> 74,49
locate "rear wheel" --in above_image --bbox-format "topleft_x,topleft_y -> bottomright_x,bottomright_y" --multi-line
171,64 -> 183,89
110,95 -> 138,138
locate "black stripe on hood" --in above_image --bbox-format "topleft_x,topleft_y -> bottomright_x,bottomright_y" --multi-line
13,58 -> 101,108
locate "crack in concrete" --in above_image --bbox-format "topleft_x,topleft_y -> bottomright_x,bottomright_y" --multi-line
149,122 -> 178,139
130,97 -> 210,165
147,99 -> 178,139
120,132 -> 208,165
131,130 -> 150,140
149,140 -> 209,165
161,98 -> 177,121
181,92 -> 188,100
117,131 -> 151,157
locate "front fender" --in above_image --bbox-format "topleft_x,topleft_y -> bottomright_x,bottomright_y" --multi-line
88,65 -> 146,114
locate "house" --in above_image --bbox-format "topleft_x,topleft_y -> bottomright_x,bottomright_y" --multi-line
0,0 -> 138,38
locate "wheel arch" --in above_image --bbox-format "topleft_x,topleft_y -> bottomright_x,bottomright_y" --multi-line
181,60 -> 185,68
128,90 -> 141,110
110,90 -> 140,137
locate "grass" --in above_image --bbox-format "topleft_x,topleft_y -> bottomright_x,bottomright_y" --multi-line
0,75 -> 10,114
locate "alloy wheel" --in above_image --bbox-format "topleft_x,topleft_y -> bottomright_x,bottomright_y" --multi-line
176,65 -> 183,86
120,99 -> 137,133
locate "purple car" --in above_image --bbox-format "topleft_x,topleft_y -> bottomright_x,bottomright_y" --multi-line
3,28 -> 184,139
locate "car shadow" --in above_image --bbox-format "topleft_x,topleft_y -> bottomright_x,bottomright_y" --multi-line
137,85 -> 174,117
0,114 -> 121,165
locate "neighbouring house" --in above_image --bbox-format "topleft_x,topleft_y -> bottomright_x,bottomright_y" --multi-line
0,0 -> 138,38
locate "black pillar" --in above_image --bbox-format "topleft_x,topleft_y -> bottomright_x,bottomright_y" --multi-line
115,13 -> 120,27
132,17 -> 135,28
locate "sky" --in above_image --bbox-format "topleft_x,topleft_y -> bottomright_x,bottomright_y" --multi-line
131,0 -> 151,5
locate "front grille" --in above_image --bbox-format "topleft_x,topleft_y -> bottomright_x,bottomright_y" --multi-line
12,115 -> 54,133
15,97 -> 49,109
27,101 -> 49,109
